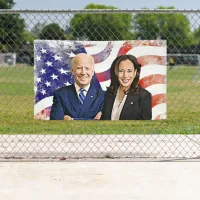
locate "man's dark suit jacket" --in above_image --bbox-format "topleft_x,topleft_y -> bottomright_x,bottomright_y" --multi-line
101,86 -> 152,120
50,84 -> 105,120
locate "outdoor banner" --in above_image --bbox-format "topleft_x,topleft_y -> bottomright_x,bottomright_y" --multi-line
34,40 -> 167,120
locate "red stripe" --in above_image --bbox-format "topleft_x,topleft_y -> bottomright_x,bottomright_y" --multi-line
137,55 -> 166,66
152,94 -> 166,108
96,68 -> 110,82
139,74 -> 166,88
153,113 -> 166,120
117,41 -> 133,56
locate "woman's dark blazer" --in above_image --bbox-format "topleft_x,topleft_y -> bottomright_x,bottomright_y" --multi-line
101,86 -> 152,120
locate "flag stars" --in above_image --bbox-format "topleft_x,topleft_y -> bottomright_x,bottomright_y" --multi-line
45,81 -> 51,87
45,60 -> 53,67
34,86 -> 38,93
36,77 -> 41,83
53,54 -> 62,61
66,52 -> 75,57
35,55 -> 41,62
64,82 -> 71,86
40,68 -> 46,74
59,68 -> 69,74
51,73 -> 58,80
40,48 -> 47,54
41,89 -> 46,95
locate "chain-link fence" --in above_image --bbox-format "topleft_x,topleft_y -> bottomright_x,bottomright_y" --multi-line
0,9 -> 200,160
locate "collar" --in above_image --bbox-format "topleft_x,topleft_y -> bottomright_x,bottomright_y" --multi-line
74,82 -> 90,93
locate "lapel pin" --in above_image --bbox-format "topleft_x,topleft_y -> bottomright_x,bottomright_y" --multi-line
90,96 -> 93,98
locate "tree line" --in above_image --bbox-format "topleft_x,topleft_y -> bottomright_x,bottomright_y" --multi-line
0,1 -> 200,64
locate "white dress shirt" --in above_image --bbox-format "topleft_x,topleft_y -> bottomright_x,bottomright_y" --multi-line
111,89 -> 127,120
74,82 -> 90,98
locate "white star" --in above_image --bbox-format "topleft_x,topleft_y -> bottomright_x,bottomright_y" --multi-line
40,48 -> 47,54
51,73 -> 58,80
64,82 -> 71,86
41,89 -> 46,95
59,68 -> 69,74
45,61 -> 53,67
34,86 -> 38,93
45,81 -> 51,87
40,68 -> 46,74
35,55 -> 41,62
53,54 -> 62,61
36,77 -> 41,83
66,52 -> 75,57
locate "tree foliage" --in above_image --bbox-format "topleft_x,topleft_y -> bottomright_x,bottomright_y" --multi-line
0,0 -> 25,52
31,22 -> 46,37
133,6 -> 193,46
39,23 -> 67,40
193,27 -> 200,45
70,4 -> 134,40
0,0 -> 15,9
17,31 -> 35,65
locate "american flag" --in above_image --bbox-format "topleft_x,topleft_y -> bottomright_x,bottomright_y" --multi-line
34,40 -> 167,120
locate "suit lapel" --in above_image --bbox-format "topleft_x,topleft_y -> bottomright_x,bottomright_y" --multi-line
120,94 -> 137,119
81,85 -> 98,111
67,84 -> 81,114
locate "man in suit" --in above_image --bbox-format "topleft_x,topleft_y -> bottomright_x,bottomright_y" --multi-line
50,53 -> 105,120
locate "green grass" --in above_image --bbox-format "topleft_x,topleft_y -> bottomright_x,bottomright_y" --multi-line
0,65 -> 200,134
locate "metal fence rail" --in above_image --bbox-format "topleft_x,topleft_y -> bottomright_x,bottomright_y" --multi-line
0,9 -> 200,160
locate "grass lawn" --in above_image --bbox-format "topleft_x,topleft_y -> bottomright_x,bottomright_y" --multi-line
0,65 -> 200,134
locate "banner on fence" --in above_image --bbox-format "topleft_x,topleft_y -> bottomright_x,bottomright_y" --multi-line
34,40 -> 167,120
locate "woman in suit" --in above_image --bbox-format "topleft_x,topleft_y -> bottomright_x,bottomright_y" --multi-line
101,54 -> 152,120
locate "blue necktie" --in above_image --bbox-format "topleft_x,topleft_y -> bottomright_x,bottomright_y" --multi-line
79,88 -> 85,104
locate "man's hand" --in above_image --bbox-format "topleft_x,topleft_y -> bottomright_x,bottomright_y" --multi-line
94,112 -> 102,120
64,115 -> 73,120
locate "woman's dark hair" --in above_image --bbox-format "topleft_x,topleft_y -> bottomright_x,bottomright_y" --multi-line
107,54 -> 141,96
